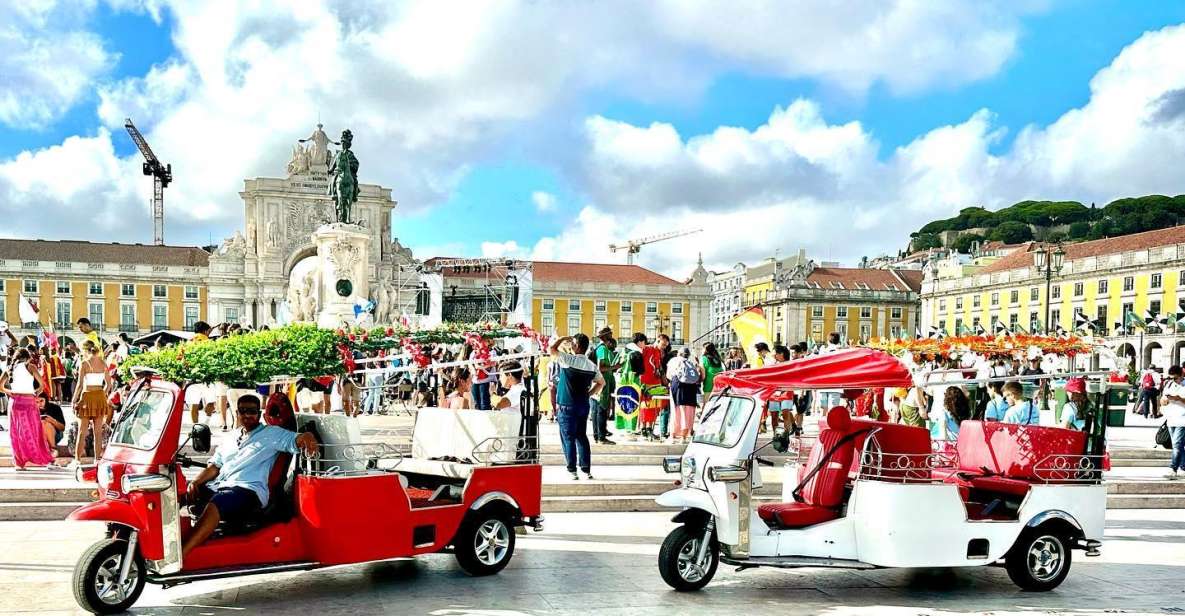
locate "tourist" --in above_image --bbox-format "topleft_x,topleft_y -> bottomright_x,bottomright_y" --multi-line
752,342 -> 771,368
1136,366 -> 1162,418
638,333 -> 666,441
1021,356 -> 1048,408
615,333 -> 646,438
1060,378 -> 1089,430
494,361 -> 527,413
75,318 -> 104,358
1160,365 -> 1185,480
466,344 -> 496,411
939,387 -> 971,440
984,381 -> 1009,421
1002,381 -> 1039,425
71,340 -> 112,465
700,342 -> 724,399
38,392 -> 66,454
545,351 -> 561,422
445,368 -> 473,410
825,331 -> 842,352
899,385 -> 928,428
724,347 -> 744,371
0,348 -> 57,469
593,328 -> 619,445
666,347 -> 701,444
549,333 -> 604,480
655,333 -> 675,440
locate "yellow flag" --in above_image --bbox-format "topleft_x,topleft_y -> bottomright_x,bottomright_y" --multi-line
730,307 -> 769,366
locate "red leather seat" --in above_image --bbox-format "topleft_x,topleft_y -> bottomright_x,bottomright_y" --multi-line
942,421 -> 1089,508
758,406 -> 858,529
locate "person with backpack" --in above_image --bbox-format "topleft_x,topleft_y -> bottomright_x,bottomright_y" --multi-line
1137,367 -> 1162,418
592,328 -> 620,445
666,347 -> 702,444
549,333 -> 604,480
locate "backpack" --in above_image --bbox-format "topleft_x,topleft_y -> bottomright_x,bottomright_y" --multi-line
1141,372 -> 1155,389
1156,421 -> 1172,450
676,357 -> 700,384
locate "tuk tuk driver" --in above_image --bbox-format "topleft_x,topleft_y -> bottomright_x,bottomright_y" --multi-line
181,394 -> 318,556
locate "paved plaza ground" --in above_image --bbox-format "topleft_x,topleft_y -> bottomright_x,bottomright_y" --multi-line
0,509 -> 1182,615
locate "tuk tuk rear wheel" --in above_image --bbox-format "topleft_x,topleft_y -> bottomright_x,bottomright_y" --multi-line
1006,529 -> 1072,592
659,525 -> 718,591
454,508 -> 516,576
73,538 -> 146,614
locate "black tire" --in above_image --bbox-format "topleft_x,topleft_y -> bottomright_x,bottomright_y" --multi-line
453,508 -> 517,576
73,538 -> 146,614
658,525 -> 718,591
1006,529 -> 1072,591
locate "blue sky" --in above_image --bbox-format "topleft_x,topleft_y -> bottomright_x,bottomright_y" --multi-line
3,2 -> 1185,275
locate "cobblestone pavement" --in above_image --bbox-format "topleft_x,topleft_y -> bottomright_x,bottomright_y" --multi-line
1,509 -> 1182,615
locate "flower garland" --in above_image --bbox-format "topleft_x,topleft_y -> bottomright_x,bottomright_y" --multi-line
122,322 -> 542,385
865,334 -> 1094,359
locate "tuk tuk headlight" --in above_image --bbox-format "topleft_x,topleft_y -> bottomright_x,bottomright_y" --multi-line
662,456 -> 682,474
121,473 -> 172,493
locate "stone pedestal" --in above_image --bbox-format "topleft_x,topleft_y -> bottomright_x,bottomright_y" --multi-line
313,223 -> 371,329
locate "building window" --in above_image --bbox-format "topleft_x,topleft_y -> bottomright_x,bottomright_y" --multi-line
938,299 -> 946,312
89,302 -> 103,328
594,316 -> 607,332
0,279 -> 4,292
568,299 -> 581,312
1030,287 -> 1038,301
1152,273 -> 1163,289
954,318 -> 963,334
184,305 -> 199,330
541,315 -> 554,336
1051,285 -> 1061,300
225,306 -> 239,323
672,320 -> 683,344
184,286 -> 199,300
56,281 -> 70,294
812,305 -> 824,318
991,292 -> 999,306
1096,305 -> 1108,334
620,302 -> 632,313
1098,279 -> 1108,295
646,318 -> 658,339
1010,290 -> 1019,304
1051,308 -> 1060,328
55,301 -> 71,327
1030,312 -> 1039,332
121,284 -> 135,297
891,307 -> 902,319
955,297 -> 963,310
836,306 -> 848,318
837,323 -> 849,341
1073,282 -> 1083,297
890,325 -> 902,339
89,282 -> 102,296
542,299 -> 554,311
973,295 -> 981,308
152,285 -> 167,299
152,304 -> 168,329
620,316 -> 632,336
1009,313 -> 1018,330
1121,302 -> 1134,325
23,280 -> 37,294
860,306 -> 871,319
1123,276 -> 1134,292
937,320 -> 946,333
672,303 -> 683,315
0,302 -> 4,322
594,300 -> 606,313
120,303 -> 135,330
568,315 -> 582,335
646,302 -> 657,314
1150,299 -> 1162,318
859,323 -> 871,342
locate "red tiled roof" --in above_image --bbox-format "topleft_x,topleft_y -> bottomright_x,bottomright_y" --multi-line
425,258 -> 684,285
0,239 -> 209,267
979,224 -> 1185,274
806,267 -> 921,292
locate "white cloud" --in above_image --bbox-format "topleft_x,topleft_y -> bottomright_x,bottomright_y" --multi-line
0,0 -> 114,129
0,0 -> 1030,246
507,23 -> 1185,277
531,191 -> 557,213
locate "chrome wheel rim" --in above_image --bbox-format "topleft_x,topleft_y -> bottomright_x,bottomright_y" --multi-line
1027,535 -> 1064,582
676,537 -> 710,583
93,553 -> 138,605
475,519 -> 510,566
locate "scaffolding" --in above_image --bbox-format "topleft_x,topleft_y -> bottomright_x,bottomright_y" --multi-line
429,258 -> 533,324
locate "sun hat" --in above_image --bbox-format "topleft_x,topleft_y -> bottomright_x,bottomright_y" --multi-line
1064,377 -> 1086,394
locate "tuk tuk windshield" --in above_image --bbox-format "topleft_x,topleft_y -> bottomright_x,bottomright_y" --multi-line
110,390 -> 174,450
693,395 -> 755,448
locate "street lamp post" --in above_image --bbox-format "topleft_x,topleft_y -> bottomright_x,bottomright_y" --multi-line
1033,243 -> 1065,335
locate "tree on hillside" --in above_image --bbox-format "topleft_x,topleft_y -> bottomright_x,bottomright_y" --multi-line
910,233 -> 942,251
1067,221 -> 1092,239
988,221 -> 1033,244
952,233 -> 984,253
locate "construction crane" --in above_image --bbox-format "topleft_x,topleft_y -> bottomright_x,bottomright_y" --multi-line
609,228 -> 702,264
124,118 -> 172,246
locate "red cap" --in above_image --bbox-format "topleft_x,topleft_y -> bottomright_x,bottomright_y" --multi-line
1065,377 -> 1086,394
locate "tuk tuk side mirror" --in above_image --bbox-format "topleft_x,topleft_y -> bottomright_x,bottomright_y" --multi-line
190,424 -> 212,454
771,432 -> 790,454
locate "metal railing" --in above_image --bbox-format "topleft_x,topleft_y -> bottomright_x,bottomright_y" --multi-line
299,442 -> 406,477
471,435 -> 540,465
1033,454 -> 1106,484
857,449 -> 957,484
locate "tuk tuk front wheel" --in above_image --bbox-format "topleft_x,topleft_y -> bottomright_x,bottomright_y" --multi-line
658,525 -> 718,591
73,538 -> 146,614
453,508 -> 517,576
1006,529 -> 1072,591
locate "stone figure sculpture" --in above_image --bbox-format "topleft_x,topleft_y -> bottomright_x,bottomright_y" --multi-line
287,284 -> 306,322
301,269 -> 319,321
374,282 -> 389,325
299,123 -> 333,171
328,129 -> 359,223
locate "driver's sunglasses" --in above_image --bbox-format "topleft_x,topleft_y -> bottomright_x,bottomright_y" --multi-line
238,408 -> 261,416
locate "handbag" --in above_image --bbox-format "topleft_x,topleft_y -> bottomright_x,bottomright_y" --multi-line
1156,421 -> 1172,450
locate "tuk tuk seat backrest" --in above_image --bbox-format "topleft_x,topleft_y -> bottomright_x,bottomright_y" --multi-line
798,406 -> 856,509
267,453 -> 292,505
955,420 -> 1087,481
847,419 -> 932,480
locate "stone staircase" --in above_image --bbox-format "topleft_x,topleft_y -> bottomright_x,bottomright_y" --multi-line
0,443 -> 1178,521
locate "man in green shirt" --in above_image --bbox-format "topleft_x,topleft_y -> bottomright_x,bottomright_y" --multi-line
594,328 -> 620,445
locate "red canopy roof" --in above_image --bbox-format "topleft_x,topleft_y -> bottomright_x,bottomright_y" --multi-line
714,348 -> 913,395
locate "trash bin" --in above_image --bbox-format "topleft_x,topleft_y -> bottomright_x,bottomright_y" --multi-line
1105,384 -> 1130,427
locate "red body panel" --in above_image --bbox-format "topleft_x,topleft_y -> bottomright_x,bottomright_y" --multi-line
183,520 -> 307,571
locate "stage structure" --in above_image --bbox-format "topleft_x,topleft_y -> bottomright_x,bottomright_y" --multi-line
427,258 -> 533,326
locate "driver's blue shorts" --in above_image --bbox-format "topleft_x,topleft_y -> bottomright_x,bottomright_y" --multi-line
197,485 -> 262,524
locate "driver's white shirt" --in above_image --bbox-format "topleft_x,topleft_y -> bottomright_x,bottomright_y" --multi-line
209,425 -> 299,506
